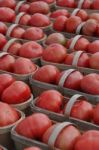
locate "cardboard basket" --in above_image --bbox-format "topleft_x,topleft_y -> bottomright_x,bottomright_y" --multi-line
29,75 -> 99,103
55,4 -> 99,13
41,58 -> 99,74
3,38 -> 41,66
5,22 -> 47,45
11,115 -> 98,150
31,96 -> 99,131
0,60 -> 38,84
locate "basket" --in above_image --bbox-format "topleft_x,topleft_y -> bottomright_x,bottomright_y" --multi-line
41,58 -> 99,74
31,96 -> 99,131
52,28 -> 99,41
5,23 -> 47,45
3,38 -> 41,66
55,4 -> 99,13
0,64 -> 38,84
14,12 -> 53,36
29,75 -> 99,103
11,115 -> 98,150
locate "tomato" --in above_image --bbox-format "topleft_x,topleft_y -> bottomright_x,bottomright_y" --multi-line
53,16 -> 68,32
80,73 -> 99,95
0,0 -> 16,9
19,41 -> 43,59
16,113 -> 52,139
43,123 -> 81,150
8,42 -> 22,55
0,33 -> 7,49
1,81 -> 31,104
74,130 -> 99,150
29,1 -> 49,14
0,102 -> 19,127
33,65 -> 60,84
42,43 -> 67,63
66,37 -> 89,52
0,7 -> 15,22
93,104 -> 99,125
13,57 -> 37,74
29,13 -> 50,27
0,22 -> 8,35
64,52 -> 89,68
36,90 -> 63,113
50,9 -> 70,18
56,70 -> 83,90
11,27 -> 25,39
22,27 -> 44,41
0,74 -> 15,96
0,54 -> 15,72
65,16 -> 82,33
64,100 -> 93,121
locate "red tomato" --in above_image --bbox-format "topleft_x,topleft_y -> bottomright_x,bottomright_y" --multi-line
0,74 -> 15,96
0,54 -> 15,72
29,1 -> 50,14
0,0 -> 16,9
65,16 -> 82,33
64,100 -> 93,121
75,9 -> 88,21
57,0 -> 76,8
74,130 -> 99,150
19,14 -> 31,26
1,81 -> 31,104
87,40 -> 99,54
82,19 -> 97,36
42,123 -> 81,150
0,22 -> 8,35
11,27 -> 25,39
19,41 -> 43,59
50,9 -> 70,18
8,42 -> 22,55
0,102 -> 19,127
13,57 -> 37,75
0,33 -> 7,50
56,70 -> 83,90
66,37 -> 89,52
93,104 -> 99,125
33,65 -> 60,84
64,52 -> 89,68
42,43 -> 67,63
79,0 -> 92,9
46,33 -> 66,46
19,3 -> 30,13
92,0 -> 99,10
16,113 -> 52,139
29,13 -> 50,27
22,27 -> 44,41
80,73 -> 99,95
36,90 -> 63,113
53,16 -> 68,32
89,52 -> 99,69
89,13 -> 99,23
0,7 -> 16,22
